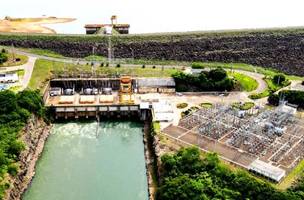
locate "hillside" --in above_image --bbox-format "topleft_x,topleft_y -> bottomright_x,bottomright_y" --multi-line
0,27 -> 304,75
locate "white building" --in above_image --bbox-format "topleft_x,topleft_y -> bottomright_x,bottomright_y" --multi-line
0,73 -> 18,83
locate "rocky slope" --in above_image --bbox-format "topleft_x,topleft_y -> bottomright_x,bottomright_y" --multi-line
0,28 -> 304,75
4,116 -> 51,200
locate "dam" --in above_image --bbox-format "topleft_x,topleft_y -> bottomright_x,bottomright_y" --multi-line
22,121 -> 149,200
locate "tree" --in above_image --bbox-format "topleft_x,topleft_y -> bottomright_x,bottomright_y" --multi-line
17,90 -> 43,114
0,90 -> 17,114
0,52 -> 8,64
208,67 -> 227,81
273,74 -> 286,85
268,94 -> 280,106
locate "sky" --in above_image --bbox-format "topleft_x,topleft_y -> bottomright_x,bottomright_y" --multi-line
1,0 -> 304,34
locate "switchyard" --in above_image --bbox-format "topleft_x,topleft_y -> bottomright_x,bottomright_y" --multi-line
163,103 -> 304,182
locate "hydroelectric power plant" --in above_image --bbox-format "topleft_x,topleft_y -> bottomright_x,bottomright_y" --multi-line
21,75 -> 171,200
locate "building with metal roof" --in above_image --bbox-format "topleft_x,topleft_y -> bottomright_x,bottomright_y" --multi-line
249,159 -> 286,182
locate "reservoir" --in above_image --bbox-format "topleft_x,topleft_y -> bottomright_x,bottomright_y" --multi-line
22,121 -> 149,200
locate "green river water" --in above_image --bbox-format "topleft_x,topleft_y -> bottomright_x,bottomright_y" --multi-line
22,121 -> 149,200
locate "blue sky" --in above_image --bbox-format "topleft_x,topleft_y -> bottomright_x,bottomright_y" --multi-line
2,0 -> 304,34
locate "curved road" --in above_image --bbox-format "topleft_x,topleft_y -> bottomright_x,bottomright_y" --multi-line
0,56 -> 36,89
4,48 -> 268,96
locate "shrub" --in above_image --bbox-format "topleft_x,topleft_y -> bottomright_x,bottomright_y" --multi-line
172,69 -> 234,92
273,74 -> 286,85
7,163 -> 18,177
200,102 -> 213,108
1,49 -> 6,53
232,102 -> 255,110
106,62 -> 109,67
278,90 -> 304,108
0,52 -> 8,64
191,62 -> 205,69
176,103 -> 188,109
208,67 -> 227,81
268,94 -> 280,106
181,106 -> 199,117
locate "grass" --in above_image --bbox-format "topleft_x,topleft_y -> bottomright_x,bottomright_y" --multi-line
232,102 -> 255,110
16,69 -> 25,76
276,159 -> 304,190
29,59 -> 179,90
9,86 -> 22,93
249,77 -> 291,99
228,72 -> 258,92
0,53 -> 28,67
199,102 -> 213,108
199,62 -> 303,81
84,55 -> 107,61
19,48 -> 65,58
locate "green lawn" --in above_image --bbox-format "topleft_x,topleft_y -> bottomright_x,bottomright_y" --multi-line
29,59 -> 179,90
0,53 -> 28,67
229,72 -> 258,92
249,77 -> 290,99
21,48 -> 65,58
232,102 -> 255,110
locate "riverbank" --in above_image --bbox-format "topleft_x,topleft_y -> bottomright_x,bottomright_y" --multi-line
4,116 -> 51,200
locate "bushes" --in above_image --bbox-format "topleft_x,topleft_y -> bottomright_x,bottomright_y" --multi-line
157,147 -> 301,200
181,106 -> 199,117
268,94 -> 280,106
232,102 -> 255,110
176,103 -> 188,109
0,89 -> 44,193
172,67 -> 235,92
273,74 -> 286,85
208,67 -> 227,81
268,90 -> 304,108
0,52 -> 8,64
17,90 -> 43,115
278,90 -> 304,108
191,62 -> 205,69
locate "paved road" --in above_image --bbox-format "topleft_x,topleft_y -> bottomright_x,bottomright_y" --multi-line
3,48 -> 271,96
0,56 -> 36,89
22,57 -> 37,89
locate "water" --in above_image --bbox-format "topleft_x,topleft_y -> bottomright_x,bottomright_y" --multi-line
22,121 -> 149,200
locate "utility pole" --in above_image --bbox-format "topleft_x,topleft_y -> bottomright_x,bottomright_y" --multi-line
108,35 -> 112,63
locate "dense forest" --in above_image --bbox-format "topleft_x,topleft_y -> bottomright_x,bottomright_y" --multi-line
0,90 -> 44,198
172,67 -> 235,92
157,147 -> 304,200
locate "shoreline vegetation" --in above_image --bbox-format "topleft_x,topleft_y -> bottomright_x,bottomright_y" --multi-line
0,90 -> 46,199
